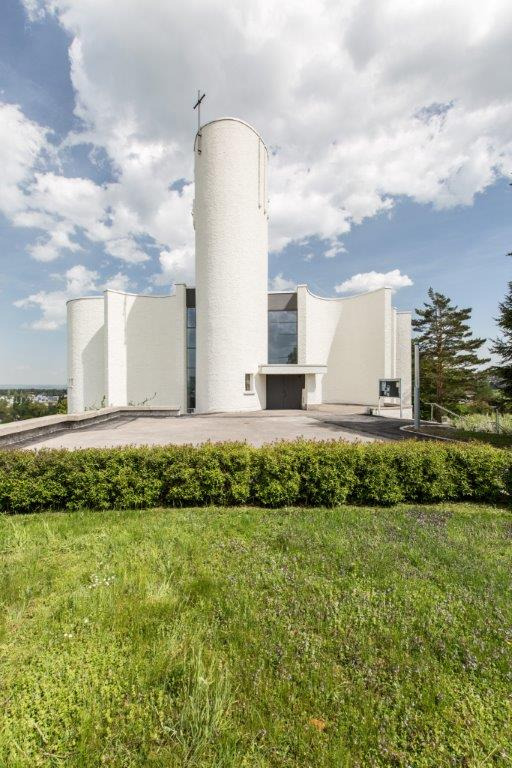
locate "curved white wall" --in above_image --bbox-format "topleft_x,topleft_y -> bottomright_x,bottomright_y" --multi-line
104,289 -> 186,410
125,294 -> 184,407
194,118 -> 268,412
67,288 -> 187,414
298,286 -> 397,406
67,297 -> 105,413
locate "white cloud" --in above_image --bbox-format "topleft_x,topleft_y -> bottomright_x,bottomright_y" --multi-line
102,271 -> 134,292
22,0 -> 46,21
65,264 -> 99,295
335,268 -> 413,294
0,103 -> 49,216
7,0 -> 512,289
14,265 -> 132,329
269,273 -> 297,291
27,173 -> 107,232
28,225 -> 82,262
14,265 -> 98,330
324,243 -> 347,259
104,237 -> 149,264
153,246 -> 195,287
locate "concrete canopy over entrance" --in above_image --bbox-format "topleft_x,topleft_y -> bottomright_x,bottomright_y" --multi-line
258,364 -> 327,375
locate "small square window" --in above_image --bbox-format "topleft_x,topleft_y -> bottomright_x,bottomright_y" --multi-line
245,373 -> 253,392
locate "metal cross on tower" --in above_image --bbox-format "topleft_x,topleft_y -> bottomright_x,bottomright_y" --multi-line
193,90 -> 206,133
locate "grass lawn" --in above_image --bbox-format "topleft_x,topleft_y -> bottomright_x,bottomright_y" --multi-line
1,505 -> 511,767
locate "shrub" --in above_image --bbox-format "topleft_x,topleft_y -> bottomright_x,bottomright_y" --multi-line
297,441 -> 358,506
251,442 -> 303,507
0,440 -> 509,514
162,443 -> 252,507
386,443 -> 458,503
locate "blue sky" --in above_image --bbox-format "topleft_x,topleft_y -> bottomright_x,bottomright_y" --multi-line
1,0 -> 511,384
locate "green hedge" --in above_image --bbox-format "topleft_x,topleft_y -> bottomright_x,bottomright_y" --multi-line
0,441 -> 510,513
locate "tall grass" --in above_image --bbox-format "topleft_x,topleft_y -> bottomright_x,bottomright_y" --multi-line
453,412 -> 512,434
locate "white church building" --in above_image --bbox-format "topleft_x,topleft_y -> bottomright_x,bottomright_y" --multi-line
67,118 -> 412,415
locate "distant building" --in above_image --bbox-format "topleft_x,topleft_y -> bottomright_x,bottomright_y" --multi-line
32,394 -> 60,404
67,118 -> 411,414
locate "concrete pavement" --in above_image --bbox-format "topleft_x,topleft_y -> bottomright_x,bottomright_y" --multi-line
22,409 -> 396,450
312,412 -> 414,441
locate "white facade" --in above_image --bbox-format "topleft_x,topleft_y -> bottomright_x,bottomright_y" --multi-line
67,117 -> 412,415
103,288 -> 186,408
67,287 -> 187,413
296,285 -> 412,407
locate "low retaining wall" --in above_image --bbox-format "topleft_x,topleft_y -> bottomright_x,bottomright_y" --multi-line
0,406 -> 180,449
370,406 -> 413,420
400,423 -> 457,442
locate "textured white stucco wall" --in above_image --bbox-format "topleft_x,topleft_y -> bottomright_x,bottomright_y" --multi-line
105,291 -> 127,407
67,297 -> 105,413
194,118 -> 268,412
68,289 -> 186,413
125,292 -> 186,407
299,286 -> 397,406
105,289 -> 186,410
395,311 -> 412,406
304,372 -> 322,406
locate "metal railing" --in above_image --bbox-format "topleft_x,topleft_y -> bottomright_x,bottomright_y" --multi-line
423,402 -> 459,424
423,403 -> 504,433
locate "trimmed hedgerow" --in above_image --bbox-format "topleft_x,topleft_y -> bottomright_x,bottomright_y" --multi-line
0,440 -> 510,513
161,443 -> 253,507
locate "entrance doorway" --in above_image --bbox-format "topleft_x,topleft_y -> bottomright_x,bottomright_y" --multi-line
266,375 -> 305,409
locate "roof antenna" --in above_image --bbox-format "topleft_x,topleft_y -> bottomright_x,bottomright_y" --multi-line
193,90 -> 206,134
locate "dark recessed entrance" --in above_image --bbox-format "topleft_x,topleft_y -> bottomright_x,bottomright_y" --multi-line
266,375 -> 305,410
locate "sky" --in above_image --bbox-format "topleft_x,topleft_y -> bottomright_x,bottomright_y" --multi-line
0,0 -> 511,385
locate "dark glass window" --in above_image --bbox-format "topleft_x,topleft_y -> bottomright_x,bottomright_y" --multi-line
268,310 -> 297,364
187,328 -> 196,347
186,307 -> 196,411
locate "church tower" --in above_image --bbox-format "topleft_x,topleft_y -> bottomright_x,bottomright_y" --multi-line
193,118 -> 268,412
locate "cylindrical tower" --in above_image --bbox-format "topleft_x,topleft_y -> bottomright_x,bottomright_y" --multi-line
194,118 -> 268,413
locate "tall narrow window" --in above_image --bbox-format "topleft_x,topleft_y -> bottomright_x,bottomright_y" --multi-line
186,307 -> 196,411
245,373 -> 253,392
268,310 -> 298,364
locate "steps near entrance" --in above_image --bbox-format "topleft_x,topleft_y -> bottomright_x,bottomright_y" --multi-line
307,404 -> 372,416
308,402 -> 413,420
370,405 -> 413,420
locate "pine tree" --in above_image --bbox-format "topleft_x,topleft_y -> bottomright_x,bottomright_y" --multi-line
490,254 -> 512,400
412,288 -> 489,406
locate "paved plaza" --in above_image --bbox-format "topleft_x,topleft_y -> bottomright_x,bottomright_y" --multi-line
21,408 -> 409,450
